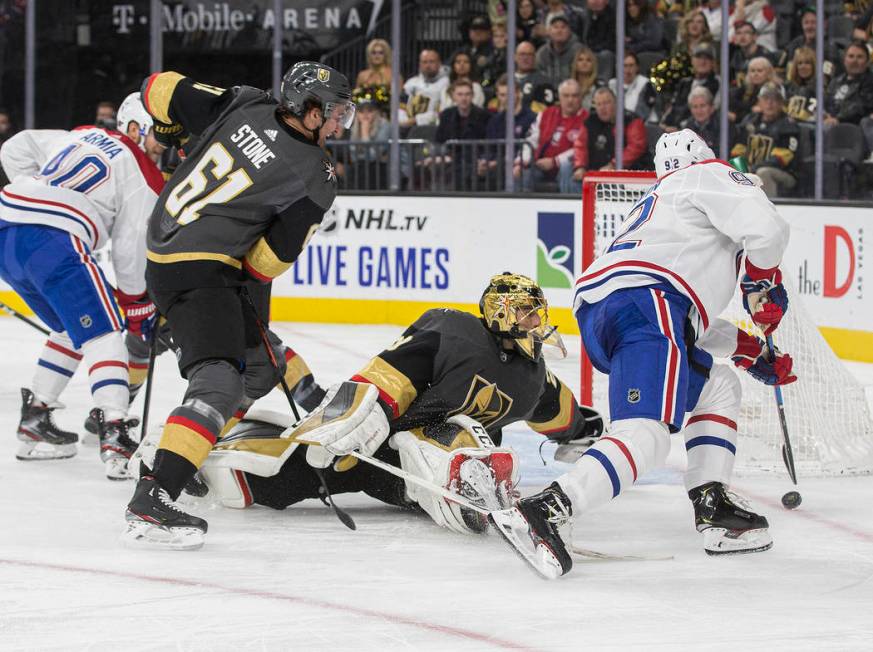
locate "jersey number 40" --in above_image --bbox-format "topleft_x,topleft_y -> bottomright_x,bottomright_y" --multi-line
165,142 -> 253,225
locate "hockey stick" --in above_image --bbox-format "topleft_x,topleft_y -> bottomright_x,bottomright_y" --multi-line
240,288 -> 356,531
0,300 -> 50,336
766,335 -> 798,486
139,329 -> 159,445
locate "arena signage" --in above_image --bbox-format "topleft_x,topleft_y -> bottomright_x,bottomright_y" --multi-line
111,1 -> 386,48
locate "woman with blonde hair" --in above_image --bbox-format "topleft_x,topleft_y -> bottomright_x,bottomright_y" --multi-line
728,56 -> 774,123
784,46 -> 816,123
672,10 -> 713,57
356,39 -> 393,88
570,47 -> 604,111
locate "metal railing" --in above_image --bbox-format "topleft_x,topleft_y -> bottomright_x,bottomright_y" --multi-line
327,138 -> 534,193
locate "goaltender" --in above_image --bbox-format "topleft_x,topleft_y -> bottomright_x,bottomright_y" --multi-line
123,62 -> 354,548
179,273 -> 604,538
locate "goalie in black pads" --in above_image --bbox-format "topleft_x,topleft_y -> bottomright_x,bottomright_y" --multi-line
138,273 -> 604,537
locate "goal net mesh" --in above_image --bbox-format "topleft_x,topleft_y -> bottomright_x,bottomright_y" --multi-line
585,177 -> 873,476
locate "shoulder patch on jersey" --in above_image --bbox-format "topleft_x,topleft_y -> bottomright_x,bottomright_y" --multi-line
322,159 -> 337,184
729,170 -> 754,186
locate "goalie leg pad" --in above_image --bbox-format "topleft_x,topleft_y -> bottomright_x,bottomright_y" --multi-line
198,466 -> 254,509
392,427 -> 518,535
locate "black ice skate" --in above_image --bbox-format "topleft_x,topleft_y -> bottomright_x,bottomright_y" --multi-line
489,482 -> 574,579
16,388 -> 78,460
125,475 -> 208,550
690,481 -> 773,555
89,408 -> 139,480
82,409 -> 139,448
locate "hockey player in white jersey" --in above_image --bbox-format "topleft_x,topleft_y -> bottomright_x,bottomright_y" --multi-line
490,129 -> 797,578
0,93 -> 165,478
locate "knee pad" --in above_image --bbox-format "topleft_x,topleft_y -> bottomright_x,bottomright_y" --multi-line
242,342 -> 284,401
184,359 -> 245,424
694,364 -> 742,418
608,418 -> 671,475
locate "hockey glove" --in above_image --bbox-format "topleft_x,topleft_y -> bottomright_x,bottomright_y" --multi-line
152,119 -> 188,149
731,329 -> 797,386
552,405 -> 607,463
740,261 -> 789,335
117,291 -> 157,341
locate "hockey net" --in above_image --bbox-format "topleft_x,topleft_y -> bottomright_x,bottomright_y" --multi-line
581,171 -> 873,476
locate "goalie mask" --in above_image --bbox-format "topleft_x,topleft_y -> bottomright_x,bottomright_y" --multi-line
479,272 -> 566,362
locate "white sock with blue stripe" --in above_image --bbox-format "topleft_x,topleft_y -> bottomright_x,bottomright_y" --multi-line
557,418 -> 669,514
683,365 -> 741,491
81,331 -> 129,421
32,331 -> 82,405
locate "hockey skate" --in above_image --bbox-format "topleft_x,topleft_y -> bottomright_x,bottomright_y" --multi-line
489,483 -> 574,579
16,388 -> 78,460
125,475 -> 208,550
82,411 -> 139,447
128,425 -> 209,500
690,482 -> 773,555
89,408 -> 139,480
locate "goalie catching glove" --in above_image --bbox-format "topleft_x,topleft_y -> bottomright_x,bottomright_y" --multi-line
391,415 -> 518,535
286,381 -> 391,469
731,330 -> 797,386
740,261 -> 789,335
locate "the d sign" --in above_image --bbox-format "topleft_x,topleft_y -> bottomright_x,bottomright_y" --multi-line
823,225 -> 855,298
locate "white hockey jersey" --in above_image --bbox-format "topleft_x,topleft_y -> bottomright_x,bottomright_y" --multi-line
0,127 -> 164,295
574,160 -> 789,337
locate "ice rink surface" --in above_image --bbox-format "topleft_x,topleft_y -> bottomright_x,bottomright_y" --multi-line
1,318 -> 871,651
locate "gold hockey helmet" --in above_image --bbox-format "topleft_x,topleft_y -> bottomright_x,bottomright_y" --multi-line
479,272 -> 566,361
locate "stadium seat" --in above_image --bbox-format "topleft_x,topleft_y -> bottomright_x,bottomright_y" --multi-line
645,123 -> 665,153
596,51 -> 617,82
637,51 -> 666,77
407,124 -> 439,142
828,15 -> 855,49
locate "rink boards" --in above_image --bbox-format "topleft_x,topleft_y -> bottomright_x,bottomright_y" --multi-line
0,195 -> 869,362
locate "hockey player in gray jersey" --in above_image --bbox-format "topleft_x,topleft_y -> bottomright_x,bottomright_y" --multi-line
158,273 -> 604,537
124,62 -> 356,549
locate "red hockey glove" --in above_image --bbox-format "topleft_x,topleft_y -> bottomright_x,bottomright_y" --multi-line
731,330 -> 797,386
740,260 -> 789,335
117,291 -> 157,340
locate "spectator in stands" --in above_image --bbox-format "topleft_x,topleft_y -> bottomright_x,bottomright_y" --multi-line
435,79 -> 492,190
94,101 -> 116,129
400,49 -> 450,129
517,0 -> 546,47
515,41 -> 556,112
728,0 -> 777,52
544,0 -> 585,35
785,47 -> 818,124
625,0 -> 665,54
672,9 -> 713,58
729,56 -> 774,124
536,14 -> 584,88
700,0 -> 723,42
579,0 -> 617,53
825,41 -> 873,127
516,79 -> 588,190
483,21 -> 509,98
779,9 -> 839,84
609,52 -> 657,121
729,21 -> 776,86
679,86 -> 721,152
0,108 -> 15,145
461,16 -> 495,83
731,82 -> 800,198
356,39 -> 393,89
346,95 -> 391,191
661,44 -> 720,130
568,87 -> 650,192
478,74 -> 537,189
571,46 -> 605,111
440,52 -> 486,110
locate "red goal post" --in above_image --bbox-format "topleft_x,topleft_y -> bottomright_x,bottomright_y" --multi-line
578,170 -> 873,476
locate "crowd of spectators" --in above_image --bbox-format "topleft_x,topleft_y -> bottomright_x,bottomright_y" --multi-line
338,0 -> 873,198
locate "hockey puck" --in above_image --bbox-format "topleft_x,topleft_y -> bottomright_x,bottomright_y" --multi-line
781,491 -> 802,509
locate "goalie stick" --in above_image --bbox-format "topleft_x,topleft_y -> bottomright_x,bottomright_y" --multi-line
240,288 -> 356,531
